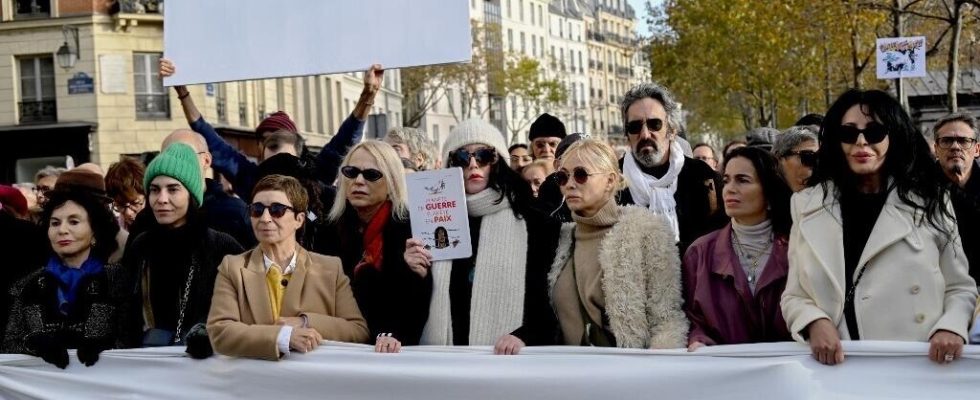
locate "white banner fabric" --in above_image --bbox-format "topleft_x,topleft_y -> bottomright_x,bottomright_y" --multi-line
1,341 -> 978,399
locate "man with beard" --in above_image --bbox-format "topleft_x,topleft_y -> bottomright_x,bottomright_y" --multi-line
617,83 -> 726,254
932,112 -> 980,284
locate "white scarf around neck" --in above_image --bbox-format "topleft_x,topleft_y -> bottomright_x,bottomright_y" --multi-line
421,188 -> 528,346
623,140 -> 685,241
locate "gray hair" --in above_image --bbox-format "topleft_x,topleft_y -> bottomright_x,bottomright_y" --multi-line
384,127 -> 435,170
931,112 -> 978,141
772,125 -> 819,158
34,166 -> 66,183
620,82 -> 683,136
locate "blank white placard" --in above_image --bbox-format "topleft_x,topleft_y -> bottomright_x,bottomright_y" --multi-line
163,0 -> 472,86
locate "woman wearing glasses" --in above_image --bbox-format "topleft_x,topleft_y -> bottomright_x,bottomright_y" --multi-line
540,138 -> 687,350
317,140 -> 431,353
782,89 -> 978,366
208,175 -> 368,360
772,125 -> 819,192
404,119 -> 559,354
683,147 -> 792,351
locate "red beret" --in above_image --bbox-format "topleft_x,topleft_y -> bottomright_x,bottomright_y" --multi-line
256,111 -> 298,135
0,185 -> 28,216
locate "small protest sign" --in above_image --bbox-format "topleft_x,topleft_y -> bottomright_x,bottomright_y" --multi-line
406,168 -> 471,261
876,37 -> 927,79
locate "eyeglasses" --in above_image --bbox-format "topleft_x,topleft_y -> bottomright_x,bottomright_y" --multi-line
838,123 -> 888,144
555,167 -> 605,186
625,118 -> 664,135
784,150 -> 818,168
112,198 -> 145,213
249,202 -> 297,219
341,166 -> 384,182
936,136 -> 978,149
449,148 -> 498,168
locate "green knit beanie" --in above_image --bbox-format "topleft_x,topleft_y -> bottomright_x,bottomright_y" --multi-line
144,142 -> 204,207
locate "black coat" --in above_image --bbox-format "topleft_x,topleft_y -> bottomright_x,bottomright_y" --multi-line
946,161 -> 980,285
0,213 -> 47,342
317,208 -> 431,345
3,264 -> 126,355
617,156 -> 727,255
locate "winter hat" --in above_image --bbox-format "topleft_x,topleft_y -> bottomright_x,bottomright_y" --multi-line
256,111 -> 298,135
257,153 -> 315,182
442,119 -> 510,167
55,168 -> 109,201
555,133 -> 587,160
144,142 -> 204,207
528,113 -> 567,142
0,185 -> 28,216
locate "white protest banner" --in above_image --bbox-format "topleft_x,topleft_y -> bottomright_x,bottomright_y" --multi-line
163,0 -> 472,86
406,168 -> 471,261
876,36 -> 927,79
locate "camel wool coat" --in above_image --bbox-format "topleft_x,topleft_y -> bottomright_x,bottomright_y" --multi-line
781,184 -> 977,343
207,247 -> 369,360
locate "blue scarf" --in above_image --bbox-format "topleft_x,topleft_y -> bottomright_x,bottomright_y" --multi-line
44,256 -> 104,315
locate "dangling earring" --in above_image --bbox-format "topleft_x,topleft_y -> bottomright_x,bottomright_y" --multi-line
91,238 -> 97,246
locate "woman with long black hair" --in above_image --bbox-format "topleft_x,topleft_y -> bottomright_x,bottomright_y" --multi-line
404,119 -> 559,353
781,89 -> 977,365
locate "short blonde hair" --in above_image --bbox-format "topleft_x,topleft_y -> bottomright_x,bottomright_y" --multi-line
328,140 -> 409,222
522,159 -> 553,175
558,139 -> 627,191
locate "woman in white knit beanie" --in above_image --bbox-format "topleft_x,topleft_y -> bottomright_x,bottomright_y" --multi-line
404,119 -> 559,353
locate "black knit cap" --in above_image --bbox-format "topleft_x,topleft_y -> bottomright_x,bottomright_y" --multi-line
528,113 -> 567,142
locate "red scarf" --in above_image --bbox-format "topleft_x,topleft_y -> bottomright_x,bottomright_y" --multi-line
353,201 -> 391,276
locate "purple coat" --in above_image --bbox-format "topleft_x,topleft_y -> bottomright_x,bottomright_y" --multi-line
682,223 -> 791,346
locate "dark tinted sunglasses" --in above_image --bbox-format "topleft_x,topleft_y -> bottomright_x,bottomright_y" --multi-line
625,118 -> 664,135
341,166 -> 384,182
249,202 -> 297,219
555,167 -> 605,186
786,150 -> 818,168
838,123 -> 888,144
449,148 -> 498,168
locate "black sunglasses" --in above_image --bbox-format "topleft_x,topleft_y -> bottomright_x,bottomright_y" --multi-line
625,118 -> 664,135
449,148 -> 498,168
838,123 -> 888,144
555,167 -> 605,186
249,202 -> 297,219
341,166 -> 384,182
785,150 -> 818,168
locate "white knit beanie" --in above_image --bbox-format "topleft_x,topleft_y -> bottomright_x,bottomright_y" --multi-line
441,119 -> 510,167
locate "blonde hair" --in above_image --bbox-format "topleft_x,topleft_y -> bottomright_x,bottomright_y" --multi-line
558,139 -> 627,191
522,159 -> 554,175
328,140 -> 409,222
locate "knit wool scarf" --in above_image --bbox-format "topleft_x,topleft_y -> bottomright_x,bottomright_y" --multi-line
421,188 -> 528,345
623,140 -> 685,242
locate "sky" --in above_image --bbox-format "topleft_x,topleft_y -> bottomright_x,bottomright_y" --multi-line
626,0 -> 659,37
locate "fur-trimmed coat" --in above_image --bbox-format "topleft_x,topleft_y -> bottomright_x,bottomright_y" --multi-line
548,206 -> 688,349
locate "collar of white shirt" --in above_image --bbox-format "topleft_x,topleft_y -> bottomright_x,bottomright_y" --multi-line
262,252 -> 298,275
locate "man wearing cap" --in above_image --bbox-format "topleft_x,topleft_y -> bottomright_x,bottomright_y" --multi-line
617,83 -> 725,255
528,113 -> 566,161
160,59 -> 384,199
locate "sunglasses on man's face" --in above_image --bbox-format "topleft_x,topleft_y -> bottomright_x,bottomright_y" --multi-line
341,166 -> 384,182
838,123 -> 888,144
249,202 -> 297,219
555,167 -> 605,186
785,150 -> 818,168
449,148 -> 498,168
625,118 -> 664,135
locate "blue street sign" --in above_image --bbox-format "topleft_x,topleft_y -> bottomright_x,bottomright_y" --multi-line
68,72 -> 94,95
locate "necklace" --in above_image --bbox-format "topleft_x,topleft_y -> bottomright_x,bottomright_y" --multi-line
731,230 -> 773,286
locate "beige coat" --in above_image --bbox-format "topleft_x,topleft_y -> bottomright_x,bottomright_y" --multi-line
781,184 -> 977,343
207,247 -> 369,360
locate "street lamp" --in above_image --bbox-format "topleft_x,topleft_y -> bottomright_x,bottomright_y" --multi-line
56,26 -> 79,70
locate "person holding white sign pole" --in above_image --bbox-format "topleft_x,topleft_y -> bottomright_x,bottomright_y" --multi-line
159,59 -> 383,199
318,141 -> 431,353
404,119 -> 559,353
781,89 -> 977,366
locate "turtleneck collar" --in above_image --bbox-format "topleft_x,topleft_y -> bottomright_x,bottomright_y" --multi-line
731,218 -> 772,253
572,198 -> 619,239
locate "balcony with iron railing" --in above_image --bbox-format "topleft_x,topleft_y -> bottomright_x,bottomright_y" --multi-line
616,66 -> 632,78
19,100 -> 56,124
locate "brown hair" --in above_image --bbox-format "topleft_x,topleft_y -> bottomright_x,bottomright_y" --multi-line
105,158 -> 145,203
252,174 -> 309,213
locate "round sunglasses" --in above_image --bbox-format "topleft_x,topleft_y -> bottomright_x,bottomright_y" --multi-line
249,202 -> 297,219
341,166 -> 384,182
555,167 -> 605,186
449,148 -> 498,168
838,123 -> 888,144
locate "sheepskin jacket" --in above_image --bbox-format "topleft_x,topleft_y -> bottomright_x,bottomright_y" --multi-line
548,205 -> 689,349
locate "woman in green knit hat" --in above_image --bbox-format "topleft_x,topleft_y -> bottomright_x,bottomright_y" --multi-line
121,142 -> 244,358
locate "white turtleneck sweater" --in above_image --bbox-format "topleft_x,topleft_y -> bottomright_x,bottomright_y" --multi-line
730,219 -> 773,294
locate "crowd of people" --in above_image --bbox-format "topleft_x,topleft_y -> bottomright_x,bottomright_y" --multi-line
0,59 -> 978,369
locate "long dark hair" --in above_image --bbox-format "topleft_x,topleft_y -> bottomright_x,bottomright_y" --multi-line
485,152 -> 534,218
810,89 -> 951,231
722,147 -> 792,237
41,189 -> 120,263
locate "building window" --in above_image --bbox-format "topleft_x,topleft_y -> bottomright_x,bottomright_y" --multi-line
432,124 -> 440,146
531,34 -> 537,56
520,32 -> 526,53
508,29 -> 514,52
133,53 -> 170,119
506,0 -> 511,17
18,56 -> 55,123
216,83 -> 228,123
238,81 -> 249,126
529,3 -> 534,24
519,0 -> 523,21
14,0 -> 50,19
538,5 -> 543,26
